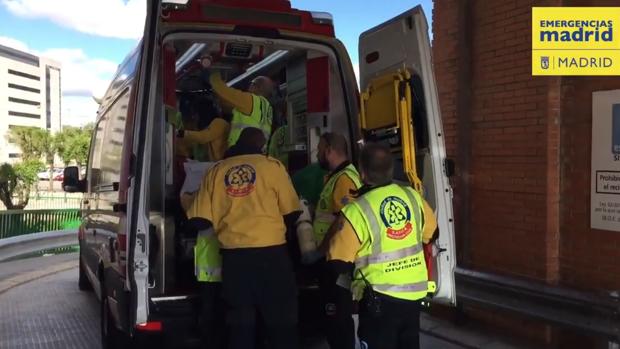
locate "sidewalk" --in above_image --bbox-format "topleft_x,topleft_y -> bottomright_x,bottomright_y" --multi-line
420,312 -> 542,349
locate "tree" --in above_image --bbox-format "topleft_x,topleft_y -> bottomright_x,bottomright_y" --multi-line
54,124 -> 93,168
7,126 -> 41,161
54,127 -> 80,166
8,126 -> 56,191
34,129 -> 56,191
0,160 -> 44,209
73,124 -> 93,167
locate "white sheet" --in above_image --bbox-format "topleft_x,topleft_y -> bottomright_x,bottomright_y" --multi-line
180,161 -> 217,194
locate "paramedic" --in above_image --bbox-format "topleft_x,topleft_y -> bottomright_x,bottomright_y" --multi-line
181,193 -> 225,349
314,132 -> 362,249
326,142 -> 438,349
200,56 -> 274,147
314,132 -> 362,349
176,95 -> 230,161
187,127 -> 301,349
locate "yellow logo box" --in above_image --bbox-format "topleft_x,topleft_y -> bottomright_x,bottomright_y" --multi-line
532,7 -> 620,75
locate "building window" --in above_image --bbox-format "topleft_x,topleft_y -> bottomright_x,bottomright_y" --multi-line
8,83 -> 40,94
8,69 -> 40,81
8,111 -> 40,119
8,97 -> 40,106
8,153 -> 21,159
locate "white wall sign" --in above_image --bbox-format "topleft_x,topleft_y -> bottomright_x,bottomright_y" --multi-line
591,90 -> 620,231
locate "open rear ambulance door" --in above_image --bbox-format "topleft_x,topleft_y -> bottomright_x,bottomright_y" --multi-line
358,6 -> 456,305
126,0 -> 162,331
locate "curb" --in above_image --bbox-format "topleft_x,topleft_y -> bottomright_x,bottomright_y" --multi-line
0,259 -> 78,295
0,230 -> 77,262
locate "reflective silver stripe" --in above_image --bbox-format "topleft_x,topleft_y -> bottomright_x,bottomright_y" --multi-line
232,122 -> 260,130
401,187 -> 422,243
197,266 -> 222,277
197,229 -> 215,238
315,212 -> 336,223
356,196 -> 382,254
233,122 -> 270,140
373,281 -> 429,293
207,267 -> 222,277
355,243 -> 423,269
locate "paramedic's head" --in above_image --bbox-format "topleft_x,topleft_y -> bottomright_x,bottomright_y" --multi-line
237,127 -> 266,153
359,142 -> 393,186
317,132 -> 349,171
190,96 -> 218,130
249,76 -> 274,98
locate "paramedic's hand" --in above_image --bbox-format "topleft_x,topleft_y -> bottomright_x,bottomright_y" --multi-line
296,198 -> 312,226
301,249 -> 324,265
200,55 -> 213,68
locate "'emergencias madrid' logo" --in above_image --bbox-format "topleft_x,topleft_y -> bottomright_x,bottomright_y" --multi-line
532,8 -> 620,76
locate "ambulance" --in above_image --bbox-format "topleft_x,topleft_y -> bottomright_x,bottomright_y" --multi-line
63,0 -> 457,347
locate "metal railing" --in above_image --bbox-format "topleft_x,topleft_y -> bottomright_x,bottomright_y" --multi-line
0,230 -> 78,262
0,193 -> 82,211
0,209 -> 81,239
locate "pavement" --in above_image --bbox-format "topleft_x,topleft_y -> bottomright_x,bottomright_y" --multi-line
0,253 -> 536,349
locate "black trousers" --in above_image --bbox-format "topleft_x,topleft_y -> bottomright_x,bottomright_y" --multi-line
358,294 -> 421,349
318,268 -> 355,349
221,244 -> 299,349
200,282 -> 225,349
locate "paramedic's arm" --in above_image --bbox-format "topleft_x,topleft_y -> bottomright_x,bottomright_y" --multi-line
183,118 -> 229,145
319,175 -> 358,251
331,175 -> 357,212
422,199 -> 438,244
186,170 -> 215,231
209,72 -> 253,115
180,192 -> 196,212
325,215 -> 360,274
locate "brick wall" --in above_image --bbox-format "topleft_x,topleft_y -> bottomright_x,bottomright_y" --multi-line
433,0 -> 620,346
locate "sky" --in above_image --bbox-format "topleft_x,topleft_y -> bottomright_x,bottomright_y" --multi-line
0,0 -> 433,127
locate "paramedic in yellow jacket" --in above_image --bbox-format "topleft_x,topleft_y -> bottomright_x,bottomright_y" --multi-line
175,96 -> 230,161
314,132 -> 362,249
313,132 -> 362,349
200,55 -> 274,147
187,127 -> 301,349
326,142 -> 438,349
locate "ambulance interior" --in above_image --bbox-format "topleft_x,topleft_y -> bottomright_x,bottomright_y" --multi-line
146,36 -> 439,300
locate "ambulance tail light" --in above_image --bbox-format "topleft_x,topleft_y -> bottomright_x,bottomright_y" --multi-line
135,321 -> 163,332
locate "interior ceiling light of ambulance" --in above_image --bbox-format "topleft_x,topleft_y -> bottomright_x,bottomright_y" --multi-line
226,50 -> 288,86
175,43 -> 207,73
162,0 -> 190,5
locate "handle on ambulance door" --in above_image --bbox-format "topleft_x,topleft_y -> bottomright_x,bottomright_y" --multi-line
109,237 -> 117,263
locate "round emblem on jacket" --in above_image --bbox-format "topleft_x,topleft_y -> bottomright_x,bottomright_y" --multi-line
224,164 -> 256,197
379,196 -> 413,240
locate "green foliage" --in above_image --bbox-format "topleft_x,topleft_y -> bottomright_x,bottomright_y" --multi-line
0,164 -> 19,209
14,159 -> 44,186
54,124 -> 93,166
7,126 -> 42,161
0,160 -> 43,209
